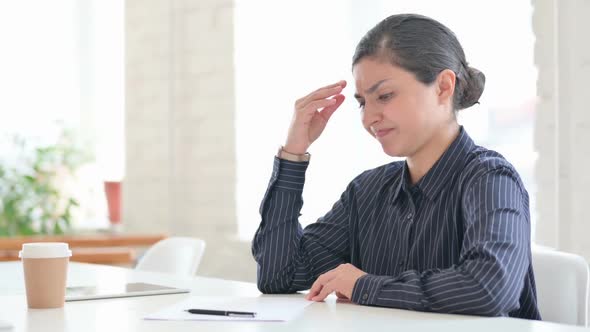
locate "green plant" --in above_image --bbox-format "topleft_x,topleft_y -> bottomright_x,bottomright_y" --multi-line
0,130 -> 92,237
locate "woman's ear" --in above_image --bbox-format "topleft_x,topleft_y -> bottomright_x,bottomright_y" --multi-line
436,69 -> 456,106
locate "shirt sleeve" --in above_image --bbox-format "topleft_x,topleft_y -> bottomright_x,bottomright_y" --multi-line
350,167 -> 532,317
252,157 -> 354,294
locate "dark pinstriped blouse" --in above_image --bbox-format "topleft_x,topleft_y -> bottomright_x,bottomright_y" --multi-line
252,127 -> 541,319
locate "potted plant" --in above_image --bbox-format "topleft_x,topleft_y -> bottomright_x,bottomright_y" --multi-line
0,130 -> 91,236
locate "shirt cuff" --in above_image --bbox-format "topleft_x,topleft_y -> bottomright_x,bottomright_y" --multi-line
272,156 -> 309,192
351,274 -> 387,305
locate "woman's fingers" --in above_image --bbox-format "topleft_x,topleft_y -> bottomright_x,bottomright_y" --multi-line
306,269 -> 337,300
323,80 -> 346,90
298,80 -> 346,109
284,80 -> 347,154
310,80 -> 346,96
306,276 -> 326,300
302,98 -> 338,114
311,281 -> 335,302
317,94 -> 345,122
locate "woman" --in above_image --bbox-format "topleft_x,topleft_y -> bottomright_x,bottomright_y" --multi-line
252,14 -> 541,319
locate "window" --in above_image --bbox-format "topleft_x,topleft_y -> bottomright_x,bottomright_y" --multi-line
235,0 -> 537,240
0,1 -> 125,229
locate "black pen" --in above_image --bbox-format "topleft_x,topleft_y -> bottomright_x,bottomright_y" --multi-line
185,309 -> 257,318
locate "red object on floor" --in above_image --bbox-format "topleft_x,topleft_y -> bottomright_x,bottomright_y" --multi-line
104,181 -> 122,224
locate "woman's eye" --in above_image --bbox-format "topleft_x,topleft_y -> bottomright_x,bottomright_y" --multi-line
357,101 -> 365,109
378,93 -> 394,102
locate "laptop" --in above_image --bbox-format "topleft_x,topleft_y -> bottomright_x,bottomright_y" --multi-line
65,282 -> 190,301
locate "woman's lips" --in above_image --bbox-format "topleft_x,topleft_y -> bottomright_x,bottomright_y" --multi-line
375,128 -> 394,138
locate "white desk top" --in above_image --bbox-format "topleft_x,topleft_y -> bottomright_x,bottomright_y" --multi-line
0,262 -> 587,332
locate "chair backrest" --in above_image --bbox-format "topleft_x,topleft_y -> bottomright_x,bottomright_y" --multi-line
135,237 -> 206,277
532,246 -> 589,326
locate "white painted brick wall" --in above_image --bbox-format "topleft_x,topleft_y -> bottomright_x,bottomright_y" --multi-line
534,0 -> 590,260
125,0 -> 256,282
532,0 -> 559,248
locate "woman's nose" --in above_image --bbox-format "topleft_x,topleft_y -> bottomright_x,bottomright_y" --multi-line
362,104 -> 382,124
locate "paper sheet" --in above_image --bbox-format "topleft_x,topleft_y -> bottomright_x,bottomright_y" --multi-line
144,295 -> 313,322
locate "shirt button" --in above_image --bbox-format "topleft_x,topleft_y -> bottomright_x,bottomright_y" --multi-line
398,260 -> 405,267
406,213 -> 413,220
362,294 -> 369,301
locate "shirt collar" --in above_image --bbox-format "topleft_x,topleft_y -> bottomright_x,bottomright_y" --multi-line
391,126 -> 475,203
391,162 -> 409,203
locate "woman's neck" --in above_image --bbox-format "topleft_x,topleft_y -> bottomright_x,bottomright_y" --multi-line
406,122 -> 460,185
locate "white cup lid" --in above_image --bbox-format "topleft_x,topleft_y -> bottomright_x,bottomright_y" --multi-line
19,242 -> 72,259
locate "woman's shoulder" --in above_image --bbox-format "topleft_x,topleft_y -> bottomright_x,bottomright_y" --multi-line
460,145 -> 524,188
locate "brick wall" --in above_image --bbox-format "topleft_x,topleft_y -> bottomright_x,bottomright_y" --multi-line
125,0 -> 256,282
533,0 -> 590,261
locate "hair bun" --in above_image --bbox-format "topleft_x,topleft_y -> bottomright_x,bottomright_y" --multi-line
458,67 -> 485,110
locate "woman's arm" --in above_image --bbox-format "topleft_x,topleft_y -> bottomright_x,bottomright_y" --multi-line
253,80 -> 348,293
252,157 -> 356,294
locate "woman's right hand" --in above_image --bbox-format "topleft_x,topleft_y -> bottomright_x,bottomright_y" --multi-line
283,80 -> 347,155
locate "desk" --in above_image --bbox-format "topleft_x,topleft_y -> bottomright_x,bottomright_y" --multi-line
0,234 -> 166,265
0,262 -> 587,332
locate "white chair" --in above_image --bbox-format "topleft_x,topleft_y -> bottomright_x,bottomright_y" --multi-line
135,237 -> 206,277
532,246 -> 589,326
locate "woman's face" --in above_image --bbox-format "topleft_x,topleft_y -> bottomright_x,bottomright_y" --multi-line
353,57 -> 452,158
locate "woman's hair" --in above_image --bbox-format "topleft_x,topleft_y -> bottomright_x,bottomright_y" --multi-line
352,14 -> 485,111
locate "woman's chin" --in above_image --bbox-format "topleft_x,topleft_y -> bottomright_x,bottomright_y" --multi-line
381,143 -> 405,158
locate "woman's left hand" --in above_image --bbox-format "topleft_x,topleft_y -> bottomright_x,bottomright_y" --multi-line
305,263 -> 367,301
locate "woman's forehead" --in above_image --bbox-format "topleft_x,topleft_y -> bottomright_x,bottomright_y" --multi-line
353,60 -> 411,91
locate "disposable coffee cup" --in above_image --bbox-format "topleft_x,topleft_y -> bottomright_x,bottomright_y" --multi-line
19,243 -> 72,309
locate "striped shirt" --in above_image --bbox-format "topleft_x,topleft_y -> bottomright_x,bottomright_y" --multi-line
252,127 -> 541,319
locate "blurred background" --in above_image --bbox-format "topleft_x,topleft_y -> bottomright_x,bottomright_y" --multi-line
0,0 -> 588,283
